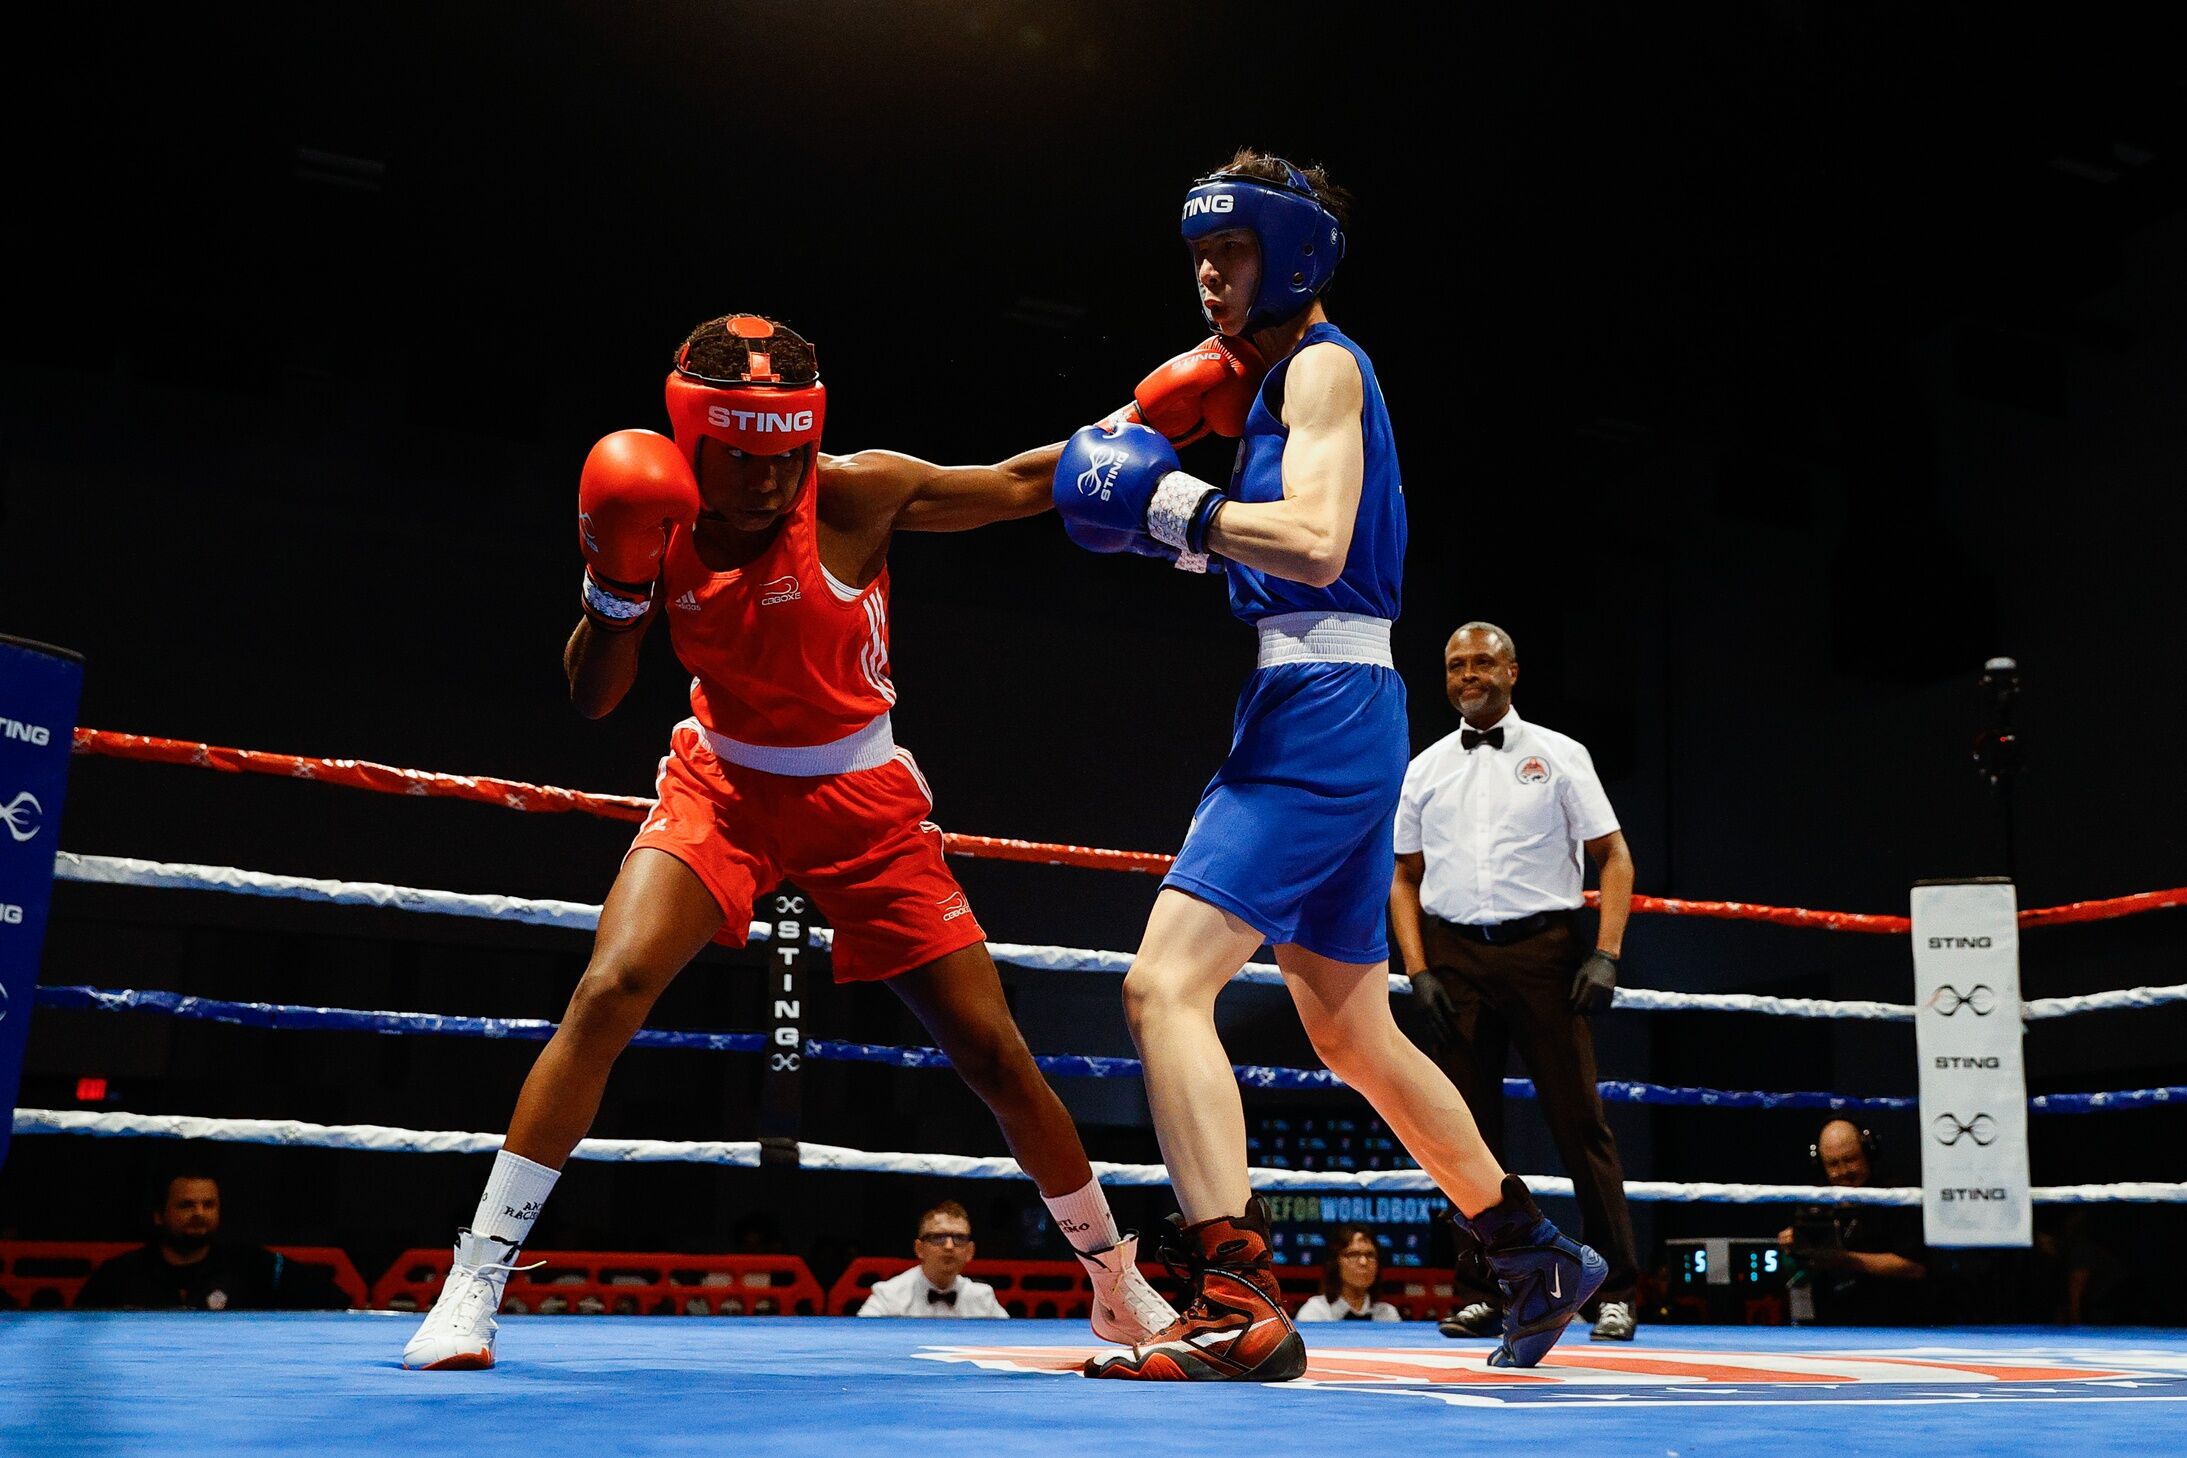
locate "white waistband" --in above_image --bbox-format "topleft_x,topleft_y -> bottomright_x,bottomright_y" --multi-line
1255,611 -> 1394,668
698,712 -> 897,777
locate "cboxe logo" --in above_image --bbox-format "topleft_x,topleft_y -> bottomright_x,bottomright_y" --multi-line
758,575 -> 802,607
707,406 -> 815,433
0,717 -> 50,747
1182,195 -> 1236,220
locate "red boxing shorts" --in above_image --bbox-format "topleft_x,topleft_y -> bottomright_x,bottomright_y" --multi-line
627,723 -> 986,983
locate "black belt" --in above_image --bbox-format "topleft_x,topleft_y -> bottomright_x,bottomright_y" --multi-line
1432,910 -> 1568,945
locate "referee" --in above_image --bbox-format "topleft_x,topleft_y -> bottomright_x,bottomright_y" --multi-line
1390,621 -> 1642,1342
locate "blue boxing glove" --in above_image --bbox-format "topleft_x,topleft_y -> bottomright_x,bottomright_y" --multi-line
1053,422 -> 1229,561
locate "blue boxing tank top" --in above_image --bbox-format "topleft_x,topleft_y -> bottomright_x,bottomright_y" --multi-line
1223,321 -> 1405,624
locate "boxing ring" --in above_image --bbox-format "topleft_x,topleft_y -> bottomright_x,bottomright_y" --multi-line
6,728 -> 2187,1457
8,1315 -> 2187,1457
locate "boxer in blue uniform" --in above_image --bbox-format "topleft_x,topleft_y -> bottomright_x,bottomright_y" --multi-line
1054,151 -> 1606,1381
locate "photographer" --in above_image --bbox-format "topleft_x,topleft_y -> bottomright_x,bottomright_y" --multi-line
1778,1119 -> 1929,1325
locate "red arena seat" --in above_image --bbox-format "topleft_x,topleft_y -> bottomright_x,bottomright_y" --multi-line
0,1241 -> 367,1309
371,1249 -> 826,1315
0,1241 -> 140,1309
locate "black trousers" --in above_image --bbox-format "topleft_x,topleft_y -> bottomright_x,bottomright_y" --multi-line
1422,912 -> 1640,1304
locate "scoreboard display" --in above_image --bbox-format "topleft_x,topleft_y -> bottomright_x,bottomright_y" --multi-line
1669,1237 -> 1789,1289
1250,1113 -> 1449,1268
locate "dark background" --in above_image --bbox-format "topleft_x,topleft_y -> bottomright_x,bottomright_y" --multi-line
3,3 -> 2182,1319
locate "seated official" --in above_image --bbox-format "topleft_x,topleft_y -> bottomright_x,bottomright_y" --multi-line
76,1173 -> 338,1311
1295,1225 -> 1401,1323
856,1201 -> 1007,1318
1779,1120 -> 1929,1325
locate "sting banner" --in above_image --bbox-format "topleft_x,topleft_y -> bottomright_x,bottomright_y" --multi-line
1911,878 -> 2031,1248
0,637 -> 85,1172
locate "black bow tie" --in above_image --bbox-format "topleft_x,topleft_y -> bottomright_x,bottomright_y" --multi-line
1462,726 -> 1505,752
926,1287 -> 957,1308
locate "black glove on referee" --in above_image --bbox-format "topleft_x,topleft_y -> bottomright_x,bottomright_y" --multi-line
1408,970 -> 1461,1049
1570,950 -> 1619,1015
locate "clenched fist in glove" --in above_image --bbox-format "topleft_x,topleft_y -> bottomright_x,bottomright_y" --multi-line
1052,421 -> 1234,567
577,430 -> 699,631
1108,336 -> 1265,447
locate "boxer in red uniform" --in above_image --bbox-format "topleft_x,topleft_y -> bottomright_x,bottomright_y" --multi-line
403,313 -> 1258,1370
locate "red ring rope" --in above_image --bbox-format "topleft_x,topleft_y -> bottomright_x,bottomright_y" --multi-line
69,729 -> 2186,928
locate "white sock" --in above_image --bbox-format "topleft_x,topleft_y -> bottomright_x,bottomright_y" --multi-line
469,1149 -> 560,1247
1043,1178 -> 1124,1254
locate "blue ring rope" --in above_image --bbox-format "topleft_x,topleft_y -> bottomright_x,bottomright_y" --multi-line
37,986 -> 2183,1113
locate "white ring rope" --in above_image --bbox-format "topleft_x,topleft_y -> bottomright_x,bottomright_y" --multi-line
58,852 -> 614,935
1610,987 -> 1918,1021
984,939 -> 1292,988
49,854 -> 1303,987
51,852 -> 2187,1019
16,1109 -> 2185,1204
2025,985 -> 2187,1018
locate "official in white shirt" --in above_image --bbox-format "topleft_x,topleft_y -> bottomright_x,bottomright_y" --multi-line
855,1200 -> 1009,1318
1294,1225 -> 1402,1323
1389,621 -> 1641,1343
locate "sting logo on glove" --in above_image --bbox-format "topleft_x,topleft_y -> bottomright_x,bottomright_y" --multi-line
1075,447 -> 1126,500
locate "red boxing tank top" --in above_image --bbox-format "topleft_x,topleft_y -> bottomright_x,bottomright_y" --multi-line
659,479 -> 895,748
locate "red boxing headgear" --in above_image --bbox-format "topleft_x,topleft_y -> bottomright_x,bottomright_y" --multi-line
663,315 -> 826,465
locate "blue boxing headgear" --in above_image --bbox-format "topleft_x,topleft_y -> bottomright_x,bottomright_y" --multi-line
1180,159 -> 1346,334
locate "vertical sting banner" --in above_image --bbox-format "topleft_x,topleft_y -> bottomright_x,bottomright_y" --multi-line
758,885 -> 821,1168
0,637 -> 86,1172
1911,878 -> 2031,1248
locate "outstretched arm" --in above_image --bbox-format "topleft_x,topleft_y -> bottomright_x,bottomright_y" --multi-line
825,444 -> 1064,535
1200,343 -> 1364,587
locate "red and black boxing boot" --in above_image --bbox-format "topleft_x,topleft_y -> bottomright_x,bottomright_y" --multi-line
1459,1175 -> 1609,1368
1083,1197 -> 1307,1382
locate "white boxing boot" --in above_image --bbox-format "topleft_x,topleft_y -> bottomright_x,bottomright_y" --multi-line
1073,1233 -> 1179,1345
402,1230 -> 534,1371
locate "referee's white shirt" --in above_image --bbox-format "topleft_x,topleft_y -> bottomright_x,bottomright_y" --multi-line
855,1265 -> 1008,1318
1393,707 -> 1621,926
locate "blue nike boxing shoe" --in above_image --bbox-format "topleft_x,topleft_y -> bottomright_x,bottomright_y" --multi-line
1455,1176 -> 1609,1368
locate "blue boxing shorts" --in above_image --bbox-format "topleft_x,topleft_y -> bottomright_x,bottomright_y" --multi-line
1164,637 -> 1409,965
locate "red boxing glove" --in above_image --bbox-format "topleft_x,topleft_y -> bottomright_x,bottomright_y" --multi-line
1117,336 -> 1267,447
577,429 -> 698,630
